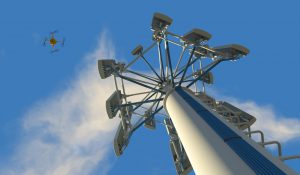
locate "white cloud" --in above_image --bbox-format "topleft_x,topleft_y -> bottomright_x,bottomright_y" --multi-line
229,99 -> 300,142
1,32 -> 121,175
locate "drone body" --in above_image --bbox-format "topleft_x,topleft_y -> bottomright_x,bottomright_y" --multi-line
43,30 -> 65,53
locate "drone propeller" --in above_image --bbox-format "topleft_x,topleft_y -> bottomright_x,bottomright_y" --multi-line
42,37 -> 48,46
51,49 -> 59,53
61,38 -> 65,47
50,30 -> 58,35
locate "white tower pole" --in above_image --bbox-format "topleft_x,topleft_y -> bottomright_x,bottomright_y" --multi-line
164,87 -> 297,175
100,13 -> 300,175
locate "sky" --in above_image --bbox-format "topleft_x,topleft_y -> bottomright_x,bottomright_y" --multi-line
0,0 -> 300,174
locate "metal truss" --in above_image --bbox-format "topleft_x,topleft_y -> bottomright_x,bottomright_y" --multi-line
98,12 -> 299,174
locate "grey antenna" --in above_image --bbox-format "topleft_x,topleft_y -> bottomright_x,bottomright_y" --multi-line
151,13 -> 173,31
98,59 -> 124,79
114,121 -> 130,156
188,69 -> 214,85
106,90 -> 122,119
98,59 -> 116,79
144,110 -> 156,130
182,28 -> 212,45
213,44 -> 250,60
199,71 -> 214,84
98,12 -> 300,174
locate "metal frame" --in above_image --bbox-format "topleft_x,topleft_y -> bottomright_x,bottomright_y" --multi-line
100,10 -> 251,160
97,12 -> 299,175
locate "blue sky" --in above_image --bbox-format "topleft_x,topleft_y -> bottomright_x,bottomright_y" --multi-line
1,0 -> 300,174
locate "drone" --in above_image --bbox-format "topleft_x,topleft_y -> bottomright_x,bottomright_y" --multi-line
43,30 -> 65,53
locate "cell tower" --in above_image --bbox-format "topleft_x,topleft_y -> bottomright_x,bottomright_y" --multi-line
98,13 -> 300,174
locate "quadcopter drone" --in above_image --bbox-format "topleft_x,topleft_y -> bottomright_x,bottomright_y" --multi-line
43,30 -> 65,53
